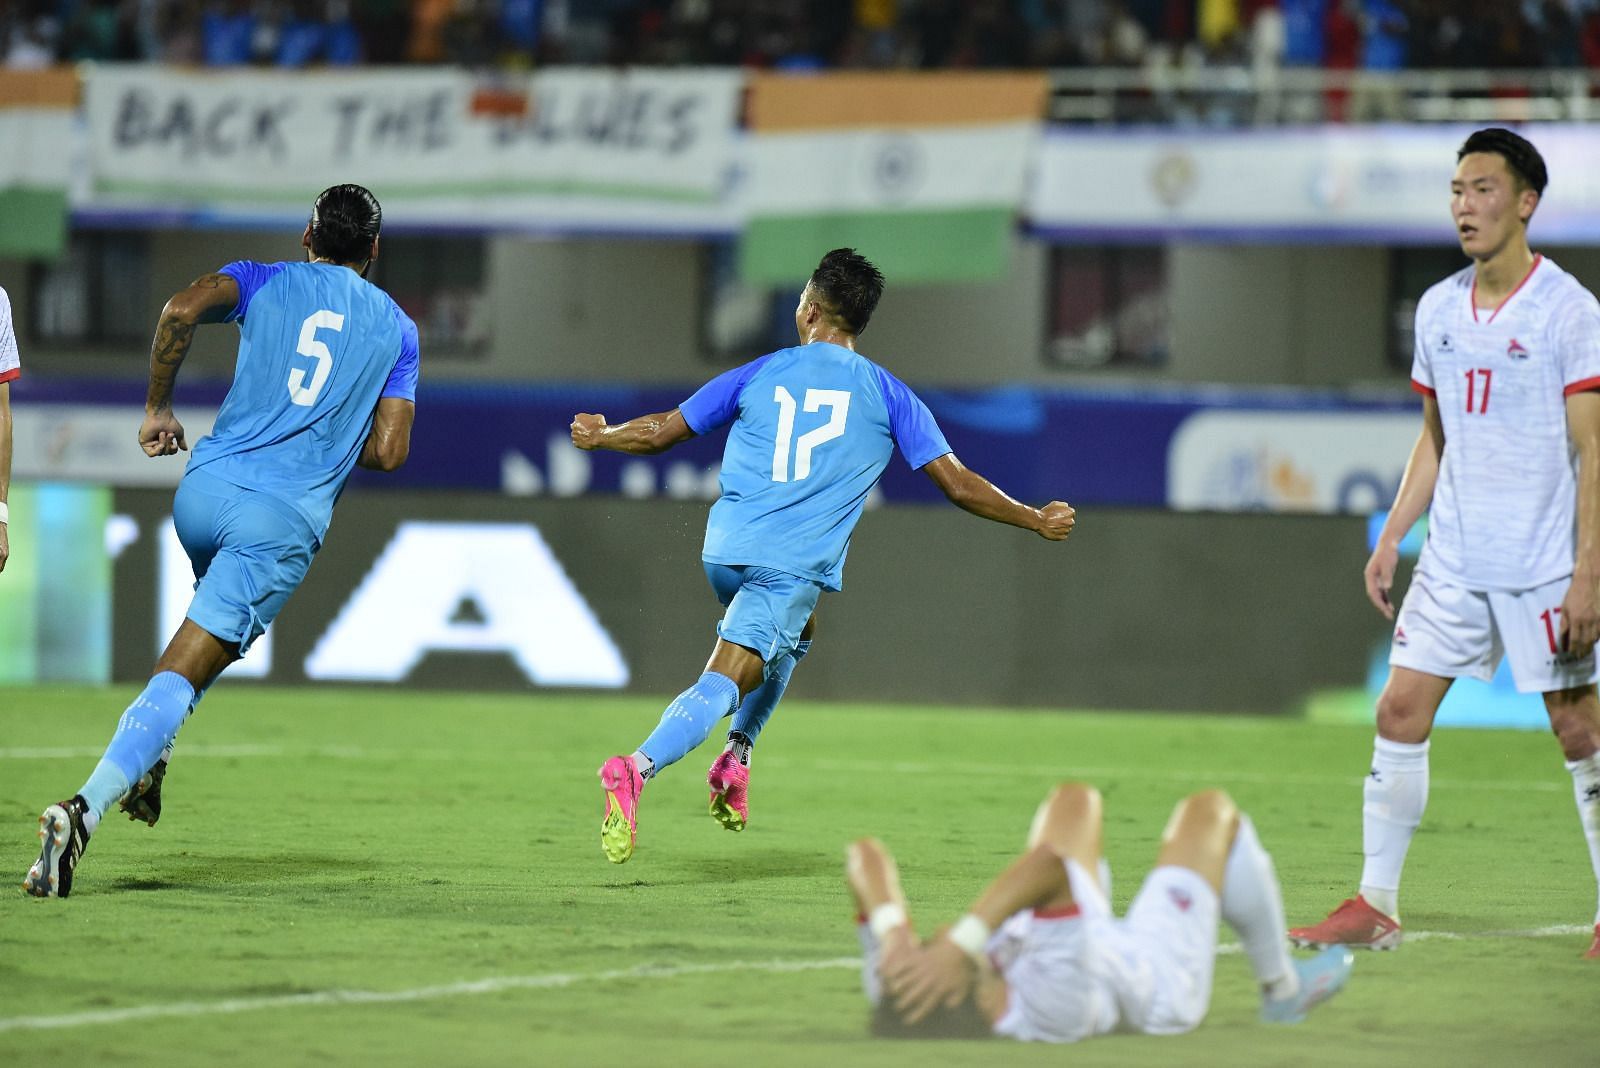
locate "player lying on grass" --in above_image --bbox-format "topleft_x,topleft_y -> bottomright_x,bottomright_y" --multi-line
571,248 -> 1075,864
24,185 -> 418,898
851,783 -> 1353,1041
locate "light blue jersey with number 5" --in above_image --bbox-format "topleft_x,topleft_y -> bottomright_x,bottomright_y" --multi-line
679,341 -> 950,591
187,260 -> 420,542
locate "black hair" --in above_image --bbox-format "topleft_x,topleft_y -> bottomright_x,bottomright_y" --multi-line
869,994 -> 993,1041
309,184 -> 383,264
1458,128 -> 1548,196
808,248 -> 885,335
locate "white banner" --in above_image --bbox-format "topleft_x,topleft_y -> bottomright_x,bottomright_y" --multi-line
12,405 -> 218,487
1167,409 -> 1419,514
82,66 -> 742,233
1029,126 -> 1600,242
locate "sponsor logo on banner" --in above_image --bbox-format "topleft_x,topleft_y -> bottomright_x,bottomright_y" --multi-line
152,517 -> 628,687
1167,410 -> 1418,514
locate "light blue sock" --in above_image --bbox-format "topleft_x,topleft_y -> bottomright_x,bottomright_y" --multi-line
638,672 -> 741,775
77,672 -> 196,822
731,640 -> 810,746
156,680 -> 212,765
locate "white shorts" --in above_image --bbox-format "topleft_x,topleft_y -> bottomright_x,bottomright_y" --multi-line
992,861 -> 1220,1042
1389,570 -> 1600,694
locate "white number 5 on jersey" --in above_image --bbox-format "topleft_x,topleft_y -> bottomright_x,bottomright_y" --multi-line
772,386 -> 851,482
288,310 -> 345,407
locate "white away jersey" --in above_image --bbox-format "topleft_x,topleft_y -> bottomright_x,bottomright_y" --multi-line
0,285 -> 19,384
1411,255 -> 1600,590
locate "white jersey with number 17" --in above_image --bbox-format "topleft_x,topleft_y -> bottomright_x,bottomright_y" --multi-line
1411,255 -> 1600,591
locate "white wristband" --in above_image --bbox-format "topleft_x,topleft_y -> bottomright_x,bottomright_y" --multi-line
0,500 -> 8,524
868,902 -> 907,940
946,913 -> 992,962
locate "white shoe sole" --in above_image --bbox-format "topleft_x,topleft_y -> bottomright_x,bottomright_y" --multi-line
23,806 -> 70,898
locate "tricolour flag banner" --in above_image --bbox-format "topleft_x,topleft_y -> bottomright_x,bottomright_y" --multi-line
739,72 -> 1047,285
0,69 -> 76,258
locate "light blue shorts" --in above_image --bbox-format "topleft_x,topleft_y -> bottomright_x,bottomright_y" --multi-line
172,469 -> 317,655
703,562 -> 821,669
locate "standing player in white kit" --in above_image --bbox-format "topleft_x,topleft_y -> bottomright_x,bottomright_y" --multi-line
1291,129 -> 1600,959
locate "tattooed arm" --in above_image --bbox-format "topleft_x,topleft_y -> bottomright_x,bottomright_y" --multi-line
140,273 -> 240,457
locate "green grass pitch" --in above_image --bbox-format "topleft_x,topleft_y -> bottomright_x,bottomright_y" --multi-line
1,685 -> 1595,1066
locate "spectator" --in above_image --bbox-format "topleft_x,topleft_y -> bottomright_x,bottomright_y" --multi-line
1199,0 -> 1242,55
1534,0 -> 1581,68
153,0 -> 203,62
407,0 -> 452,63
1280,0 -> 1325,65
356,0 -> 406,62
60,0 -> 129,60
275,0 -> 327,66
0,0 -> 1589,85
1322,0 -> 1359,120
1105,1 -> 1149,66
4,1 -> 61,67
323,0 -> 361,64
200,0 -> 255,65
1353,0 -> 1406,120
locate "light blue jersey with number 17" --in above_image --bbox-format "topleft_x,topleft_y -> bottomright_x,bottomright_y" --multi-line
678,341 -> 951,592
186,260 -> 420,543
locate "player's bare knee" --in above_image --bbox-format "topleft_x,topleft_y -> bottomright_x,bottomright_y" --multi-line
1544,686 -> 1600,755
1548,705 -> 1600,759
1033,783 -> 1100,832
1028,784 -> 1101,856
1375,687 -> 1429,742
1045,782 -> 1101,812
1165,790 -> 1238,843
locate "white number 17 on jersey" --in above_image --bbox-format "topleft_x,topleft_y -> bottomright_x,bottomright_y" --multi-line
771,386 -> 851,483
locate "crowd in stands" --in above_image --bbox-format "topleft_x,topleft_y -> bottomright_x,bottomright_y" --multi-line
0,0 -> 1593,72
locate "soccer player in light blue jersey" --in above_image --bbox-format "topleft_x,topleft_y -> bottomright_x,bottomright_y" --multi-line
25,185 -> 419,898
571,249 -> 1077,864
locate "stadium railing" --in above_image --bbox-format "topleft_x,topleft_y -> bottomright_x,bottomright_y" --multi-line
1047,67 -> 1600,125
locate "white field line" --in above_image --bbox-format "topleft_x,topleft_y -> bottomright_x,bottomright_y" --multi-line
0,957 -> 860,1033
0,927 -> 1590,1035
0,745 -> 289,760
0,746 -> 1566,793
788,758 -> 1566,793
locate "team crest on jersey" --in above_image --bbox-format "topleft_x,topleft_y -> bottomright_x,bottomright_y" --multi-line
1507,338 -> 1530,360
1437,334 -> 1454,353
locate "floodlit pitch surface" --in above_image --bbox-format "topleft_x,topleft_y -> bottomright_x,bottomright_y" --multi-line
1,686 -> 1594,1066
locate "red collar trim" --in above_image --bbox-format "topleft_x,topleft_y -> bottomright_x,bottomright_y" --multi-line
1471,254 -> 1543,324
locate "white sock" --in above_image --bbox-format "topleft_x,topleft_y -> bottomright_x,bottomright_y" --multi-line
1566,753 -> 1600,927
724,733 -> 753,767
630,750 -> 655,781
1359,736 -> 1429,920
1220,814 -> 1298,1000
